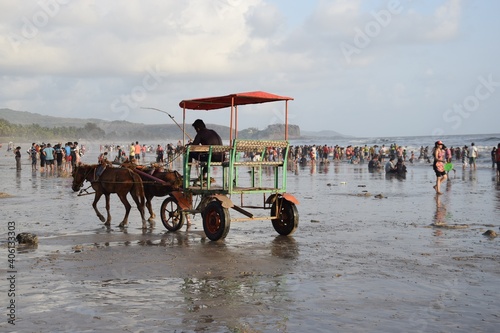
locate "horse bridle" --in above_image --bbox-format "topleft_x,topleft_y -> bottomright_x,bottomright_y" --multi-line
73,166 -> 95,189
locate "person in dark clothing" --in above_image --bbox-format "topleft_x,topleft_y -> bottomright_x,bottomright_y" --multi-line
368,155 -> 382,172
14,146 -> 22,170
54,143 -> 64,170
191,119 -> 222,146
189,119 -> 223,177
396,158 -> 407,177
39,143 -> 46,171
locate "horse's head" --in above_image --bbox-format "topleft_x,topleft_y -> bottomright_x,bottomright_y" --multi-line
121,160 -> 136,169
71,164 -> 89,192
154,169 -> 183,190
168,170 -> 183,189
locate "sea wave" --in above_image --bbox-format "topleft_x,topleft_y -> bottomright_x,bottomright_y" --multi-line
477,136 -> 500,143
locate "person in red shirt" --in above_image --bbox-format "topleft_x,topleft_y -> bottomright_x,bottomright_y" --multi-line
322,145 -> 329,163
156,144 -> 164,163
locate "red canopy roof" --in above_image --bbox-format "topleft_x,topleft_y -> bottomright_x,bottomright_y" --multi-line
179,91 -> 293,111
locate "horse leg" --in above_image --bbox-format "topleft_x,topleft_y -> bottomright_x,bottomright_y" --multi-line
117,192 -> 131,228
104,193 -> 112,225
92,193 -> 106,223
146,194 -> 156,222
131,192 -> 149,229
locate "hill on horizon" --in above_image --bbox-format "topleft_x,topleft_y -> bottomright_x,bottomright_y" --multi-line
0,108 -> 348,141
301,129 -> 352,139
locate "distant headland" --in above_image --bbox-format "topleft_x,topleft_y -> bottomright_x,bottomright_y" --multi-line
0,108 -> 349,142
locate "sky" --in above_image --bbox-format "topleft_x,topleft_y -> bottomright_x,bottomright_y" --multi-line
1,0 -> 499,138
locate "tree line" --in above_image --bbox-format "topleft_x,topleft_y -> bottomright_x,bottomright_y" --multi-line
0,119 -> 105,141
0,117 -> 301,142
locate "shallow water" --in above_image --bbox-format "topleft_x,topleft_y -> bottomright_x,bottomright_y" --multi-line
1,146 -> 499,332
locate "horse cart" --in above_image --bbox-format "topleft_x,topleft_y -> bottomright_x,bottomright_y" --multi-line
159,91 -> 299,241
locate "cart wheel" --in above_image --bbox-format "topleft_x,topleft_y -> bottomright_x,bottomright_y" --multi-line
203,201 -> 230,241
271,198 -> 299,236
160,196 -> 185,232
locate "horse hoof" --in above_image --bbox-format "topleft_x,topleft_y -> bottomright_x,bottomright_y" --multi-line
99,217 -> 106,222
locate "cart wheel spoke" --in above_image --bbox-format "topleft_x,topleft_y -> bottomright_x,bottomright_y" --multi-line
160,196 -> 184,232
271,198 -> 299,236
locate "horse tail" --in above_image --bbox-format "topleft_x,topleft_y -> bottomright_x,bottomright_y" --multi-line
128,169 -> 146,208
135,174 -> 146,208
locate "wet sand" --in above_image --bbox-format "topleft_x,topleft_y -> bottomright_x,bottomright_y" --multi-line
1,151 -> 499,332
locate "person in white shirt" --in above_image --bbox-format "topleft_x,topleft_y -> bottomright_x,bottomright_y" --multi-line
385,157 -> 397,174
469,142 -> 478,170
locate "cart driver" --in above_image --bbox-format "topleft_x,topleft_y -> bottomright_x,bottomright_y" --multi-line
189,119 -> 223,178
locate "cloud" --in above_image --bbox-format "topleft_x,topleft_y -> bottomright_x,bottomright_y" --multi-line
306,0 -> 361,37
246,2 -> 284,38
0,76 -> 41,99
0,0 -> 497,137
299,0 -> 463,65
426,0 -> 462,41
1,0 -> 265,76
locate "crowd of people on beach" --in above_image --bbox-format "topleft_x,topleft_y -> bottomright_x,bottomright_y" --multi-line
9,138 -> 500,186
7,140 -> 186,174
10,141 -> 86,173
98,141 -> 185,166
288,143 -> 420,168
287,142 -> 499,171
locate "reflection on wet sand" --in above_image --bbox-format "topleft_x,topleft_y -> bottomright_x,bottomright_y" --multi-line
176,236 -> 299,332
61,232 -> 302,332
271,235 -> 299,259
137,231 -> 194,247
495,182 -> 500,212
433,195 -> 447,225
15,169 -> 22,189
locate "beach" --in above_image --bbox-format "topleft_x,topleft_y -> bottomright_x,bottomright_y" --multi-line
1,144 -> 499,333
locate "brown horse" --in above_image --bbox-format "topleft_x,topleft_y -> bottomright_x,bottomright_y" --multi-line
71,164 -> 149,228
126,166 -> 183,222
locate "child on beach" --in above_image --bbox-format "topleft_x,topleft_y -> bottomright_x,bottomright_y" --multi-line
409,151 -> 415,164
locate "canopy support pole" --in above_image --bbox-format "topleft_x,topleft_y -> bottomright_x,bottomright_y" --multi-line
229,97 -> 234,143
285,100 -> 289,140
182,106 -> 186,146
235,105 -> 238,140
